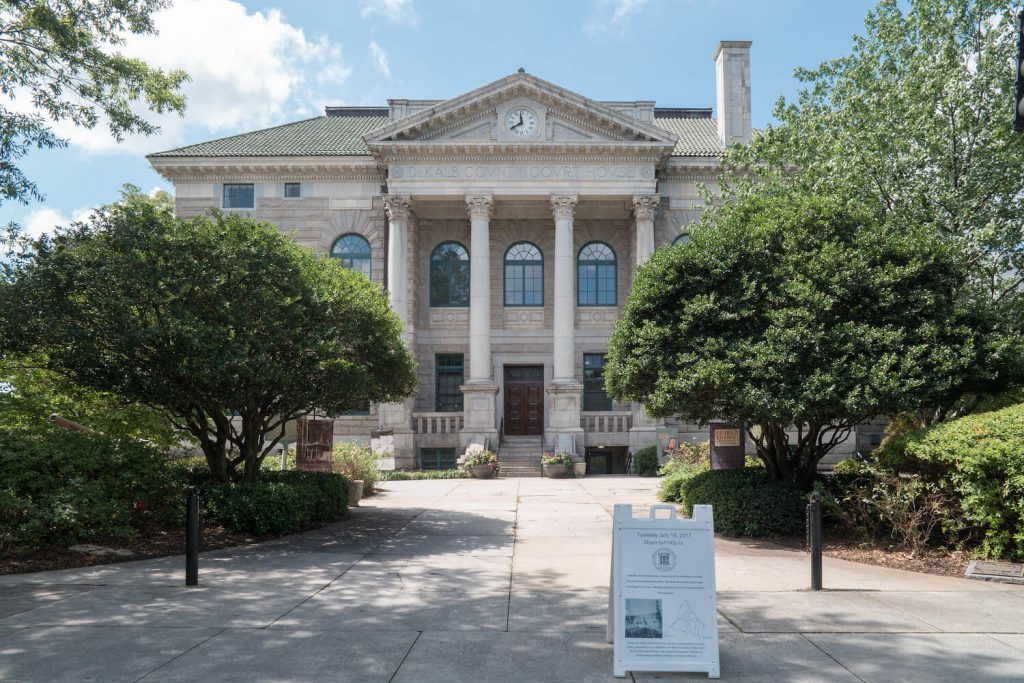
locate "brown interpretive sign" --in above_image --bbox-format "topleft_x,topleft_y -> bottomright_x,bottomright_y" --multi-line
709,422 -> 744,470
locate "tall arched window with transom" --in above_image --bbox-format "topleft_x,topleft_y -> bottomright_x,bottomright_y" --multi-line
429,241 -> 470,307
330,234 -> 372,278
504,241 -> 544,306
577,241 -> 616,306
672,233 -> 690,247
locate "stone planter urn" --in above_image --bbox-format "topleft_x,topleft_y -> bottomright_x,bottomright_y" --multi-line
544,464 -> 571,479
573,462 -> 587,478
468,465 -> 496,480
348,479 -> 364,507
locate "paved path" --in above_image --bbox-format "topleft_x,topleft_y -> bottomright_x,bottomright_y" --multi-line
1,477 -> 1023,682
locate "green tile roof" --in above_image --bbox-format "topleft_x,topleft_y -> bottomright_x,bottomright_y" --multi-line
652,117 -> 723,157
147,115 -> 389,158
149,114 -> 723,159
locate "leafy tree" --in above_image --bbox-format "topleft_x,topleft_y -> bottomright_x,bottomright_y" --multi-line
0,0 -> 188,204
1,188 -> 417,482
720,0 -> 1024,424
606,194 -> 1001,488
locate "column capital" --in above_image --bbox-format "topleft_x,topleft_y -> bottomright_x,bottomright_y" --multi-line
550,194 -> 578,220
383,194 -> 413,220
632,194 -> 660,221
465,194 -> 493,220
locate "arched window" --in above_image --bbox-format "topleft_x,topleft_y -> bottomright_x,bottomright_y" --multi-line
577,241 -> 616,306
330,234 -> 372,278
430,241 -> 470,307
672,233 -> 690,247
504,241 -> 543,306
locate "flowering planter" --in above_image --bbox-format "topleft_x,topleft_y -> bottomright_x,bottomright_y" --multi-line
468,465 -> 496,479
544,464 -> 571,479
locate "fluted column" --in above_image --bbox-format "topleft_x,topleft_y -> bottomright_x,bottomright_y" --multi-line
550,194 -> 578,382
383,194 -> 413,331
547,194 -> 584,456
466,194 -> 493,382
380,194 -> 415,468
632,194 -> 659,267
629,193 -> 665,456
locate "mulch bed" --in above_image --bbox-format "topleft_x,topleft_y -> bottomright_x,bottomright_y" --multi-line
775,531 -> 971,578
0,525 -> 258,576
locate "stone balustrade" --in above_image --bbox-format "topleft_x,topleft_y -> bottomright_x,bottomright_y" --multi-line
580,411 -> 632,434
412,412 -> 465,435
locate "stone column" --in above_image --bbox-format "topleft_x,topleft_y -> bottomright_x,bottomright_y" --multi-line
460,194 -> 498,452
383,194 -> 412,331
546,194 -> 584,455
629,193 -> 665,455
380,194 -> 415,467
632,194 -> 659,267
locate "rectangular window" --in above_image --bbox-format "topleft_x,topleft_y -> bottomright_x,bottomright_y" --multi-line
223,183 -> 255,208
421,448 -> 457,471
583,353 -> 613,411
343,402 -> 370,416
435,354 -> 464,412
284,182 -> 301,198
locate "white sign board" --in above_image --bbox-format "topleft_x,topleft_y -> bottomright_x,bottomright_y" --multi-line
609,504 -> 720,679
370,430 -> 395,471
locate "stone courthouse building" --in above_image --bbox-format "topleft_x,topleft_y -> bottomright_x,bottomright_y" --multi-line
148,41 -> 880,473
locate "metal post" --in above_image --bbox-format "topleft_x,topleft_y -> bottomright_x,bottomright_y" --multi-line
185,486 -> 200,586
808,491 -> 822,591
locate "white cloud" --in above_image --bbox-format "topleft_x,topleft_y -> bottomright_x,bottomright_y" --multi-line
361,0 -> 418,26
583,0 -> 650,39
49,0 -> 353,156
22,206 -> 94,239
369,41 -> 391,78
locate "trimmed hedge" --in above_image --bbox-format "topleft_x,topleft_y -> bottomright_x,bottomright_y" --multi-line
195,470 -> 348,536
676,467 -> 806,537
634,446 -> 659,476
0,426 -> 182,553
381,469 -> 470,481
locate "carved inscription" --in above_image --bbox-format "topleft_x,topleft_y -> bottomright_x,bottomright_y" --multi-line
390,164 -> 656,181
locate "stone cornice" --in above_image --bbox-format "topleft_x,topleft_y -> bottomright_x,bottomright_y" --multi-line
373,141 -> 674,163
148,156 -> 382,183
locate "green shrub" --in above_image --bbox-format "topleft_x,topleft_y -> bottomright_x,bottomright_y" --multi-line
658,462 -> 710,503
896,404 -> 1024,561
818,467 -> 962,553
634,446 -> 659,476
679,467 -> 806,537
380,469 -> 469,481
197,470 -> 348,536
331,441 -> 380,493
0,425 -> 182,554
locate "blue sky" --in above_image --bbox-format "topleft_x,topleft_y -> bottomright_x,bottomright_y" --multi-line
4,0 -> 879,236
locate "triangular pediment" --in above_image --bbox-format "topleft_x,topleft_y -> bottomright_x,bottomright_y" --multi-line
363,71 -> 677,159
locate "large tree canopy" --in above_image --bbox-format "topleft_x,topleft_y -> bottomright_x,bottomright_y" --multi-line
1,188 -> 417,481
0,0 -> 187,204
606,194 -> 1004,488
720,0 -> 1024,422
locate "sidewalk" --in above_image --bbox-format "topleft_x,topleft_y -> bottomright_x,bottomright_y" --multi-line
1,477 -> 1022,682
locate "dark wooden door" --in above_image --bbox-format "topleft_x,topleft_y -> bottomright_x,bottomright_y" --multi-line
504,366 -> 544,435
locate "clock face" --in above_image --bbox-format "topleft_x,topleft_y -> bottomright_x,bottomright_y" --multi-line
506,108 -> 537,138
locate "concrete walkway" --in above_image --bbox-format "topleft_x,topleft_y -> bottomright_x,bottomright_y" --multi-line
1,477 -> 1022,682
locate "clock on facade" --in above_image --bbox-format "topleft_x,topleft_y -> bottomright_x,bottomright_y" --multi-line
506,108 -> 537,137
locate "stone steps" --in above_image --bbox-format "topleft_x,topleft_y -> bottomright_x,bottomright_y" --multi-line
498,437 -> 543,477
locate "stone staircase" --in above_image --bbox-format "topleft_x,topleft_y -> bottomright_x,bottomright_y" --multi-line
498,435 -> 544,477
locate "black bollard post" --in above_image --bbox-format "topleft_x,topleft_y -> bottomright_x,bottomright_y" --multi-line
808,491 -> 822,591
185,486 -> 200,586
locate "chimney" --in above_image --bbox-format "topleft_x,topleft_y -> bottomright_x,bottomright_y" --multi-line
714,40 -> 752,146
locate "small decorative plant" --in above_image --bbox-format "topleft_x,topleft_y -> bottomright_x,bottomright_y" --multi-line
541,452 -> 575,467
464,450 -> 500,472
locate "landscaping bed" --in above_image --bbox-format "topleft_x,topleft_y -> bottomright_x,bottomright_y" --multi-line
774,532 -> 972,578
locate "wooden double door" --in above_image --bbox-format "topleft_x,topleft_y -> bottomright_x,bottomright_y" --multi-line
503,365 -> 544,436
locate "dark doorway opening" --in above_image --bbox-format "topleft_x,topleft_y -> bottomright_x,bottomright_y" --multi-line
503,365 -> 544,436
